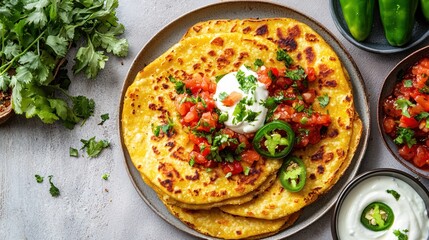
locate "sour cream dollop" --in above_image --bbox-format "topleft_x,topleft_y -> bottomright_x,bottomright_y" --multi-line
213,65 -> 268,134
337,175 -> 429,240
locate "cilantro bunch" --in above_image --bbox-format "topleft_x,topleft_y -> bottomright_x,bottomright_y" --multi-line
0,0 -> 128,127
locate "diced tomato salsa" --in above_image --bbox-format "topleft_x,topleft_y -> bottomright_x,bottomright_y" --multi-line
382,57 -> 429,169
172,60 -> 331,176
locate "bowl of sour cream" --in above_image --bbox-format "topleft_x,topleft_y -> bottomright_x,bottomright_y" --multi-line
332,168 -> 429,240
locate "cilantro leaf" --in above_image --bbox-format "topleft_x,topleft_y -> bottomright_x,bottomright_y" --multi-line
254,59 -> 263,68
98,113 -> 110,125
168,76 -> 188,94
386,189 -> 401,201
80,137 -> 110,158
102,173 -> 110,180
285,67 -> 306,81
35,174 -> 44,183
395,98 -> 414,118
69,147 -> 79,157
317,94 -> 330,108
276,49 -> 293,67
48,175 -> 60,197
46,35 -> 68,57
393,229 -> 409,240
394,127 -> 417,148
403,80 -> 413,88
72,96 -> 95,119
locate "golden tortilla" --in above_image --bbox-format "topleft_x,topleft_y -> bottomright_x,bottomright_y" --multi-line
122,33 -> 288,206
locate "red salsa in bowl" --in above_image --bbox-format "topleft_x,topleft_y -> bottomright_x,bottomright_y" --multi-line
380,46 -> 429,176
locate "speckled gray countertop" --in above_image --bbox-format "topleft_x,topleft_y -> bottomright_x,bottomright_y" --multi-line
1,1 -> 429,239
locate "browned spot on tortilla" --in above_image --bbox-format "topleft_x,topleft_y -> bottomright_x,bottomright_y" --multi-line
162,83 -> 169,89
217,56 -> 231,70
154,85 -> 159,90
174,189 -> 182,194
337,149 -> 345,158
208,50 -> 216,57
177,58 -> 183,65
324,152 -> 334,162
317,165 -> 325,174
211,37 -> 224,46
345,95 -> 352,102
193,63 -> 201,70
256,24 -> 268,35
311,147 -> 325,161
242,26 -> 251,34
193,189 -> 200,196
297,52 -> 302,61
238,52 -> 249,60
288,25 -> 301,38
152,146 -> 160,155
159,178 -> 173,192
236,230 -> 242,235
200,56 -> 207,62
148,103 -> 156,110
165,54 -> 173,62
329,56 -> 337,61
192,25 -> 202,33
224,48 -> 235,57
329,129 -> 339,138
278,37 -> 297,52
318,64 -> 334,78
309,173 -> 316,180
185,170 -> 200,181
165,141 -> 175,151
325,80 -> 338,87
305,33 -> 318,42
304,47 -> 315,64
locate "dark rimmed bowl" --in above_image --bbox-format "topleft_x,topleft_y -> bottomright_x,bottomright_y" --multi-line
378,45 -> 429,179
0,91 -> 13,125
329,0 -> 429,54
331,168 -> 429,239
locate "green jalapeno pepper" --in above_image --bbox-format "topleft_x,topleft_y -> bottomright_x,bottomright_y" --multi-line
360,202 -> 395,231
378,0 -> 418,47
252,120 -> 295,159
421,0 -> 429,22
279,156 -> 306,192
339,0 -> 375,42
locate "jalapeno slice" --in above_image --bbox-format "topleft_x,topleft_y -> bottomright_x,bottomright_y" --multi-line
360,202 -> 394,231
279,156 -> 306,192
252,120 -> 295,159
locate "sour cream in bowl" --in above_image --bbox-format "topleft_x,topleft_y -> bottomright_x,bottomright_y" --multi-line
332,169 -> 429,240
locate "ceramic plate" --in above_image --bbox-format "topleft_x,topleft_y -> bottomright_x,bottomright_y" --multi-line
118,1 -> 370,239
330,0 -> 429,54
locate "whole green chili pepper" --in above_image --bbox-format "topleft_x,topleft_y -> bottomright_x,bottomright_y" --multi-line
421,0 -> 429,22
339,0 -> 375,42
378,0 -> 418,47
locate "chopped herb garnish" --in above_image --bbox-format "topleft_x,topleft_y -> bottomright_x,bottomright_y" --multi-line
420,86 -> 429,94
236,70 -> 257,93
254,59 -> 264,68
268,70 -> 277,81
80,137 -> 110,158
393,229 -> 409,240
317,94 -> 330,108
219,112 -> 228,123
206,168 -> 212,173
403,80 -> 413,87
395,98 -> 414,118
219,92 -> 229,101
276,49 -> 293,67
285,67 -> 306,81
69,147 -> 79,157
235,142 -> 246,154
48,175 -> 60,197
300,117 -> 308,125
169,75 -> 188,94
189,157 -> 195,167
35,174 -> 44,183
294,104 -> 305,112
387,189 -> 401,201
98,113 -> 110,125
244,167 -> 251,176
394,127 -> 417,148
102,173 -> 110,180
152,117 -> 175,137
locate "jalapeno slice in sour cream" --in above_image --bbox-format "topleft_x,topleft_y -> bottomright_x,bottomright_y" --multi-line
279,156 -> 306,192
252,120 -> 295,159
360,202 -> 394,231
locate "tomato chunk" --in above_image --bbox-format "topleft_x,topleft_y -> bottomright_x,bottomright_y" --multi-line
222,91 -> 242,107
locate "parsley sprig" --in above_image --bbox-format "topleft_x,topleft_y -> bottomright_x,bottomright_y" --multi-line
0,0 -> 128,127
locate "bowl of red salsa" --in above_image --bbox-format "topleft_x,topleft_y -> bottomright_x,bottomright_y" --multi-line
379,45 -> 429,178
